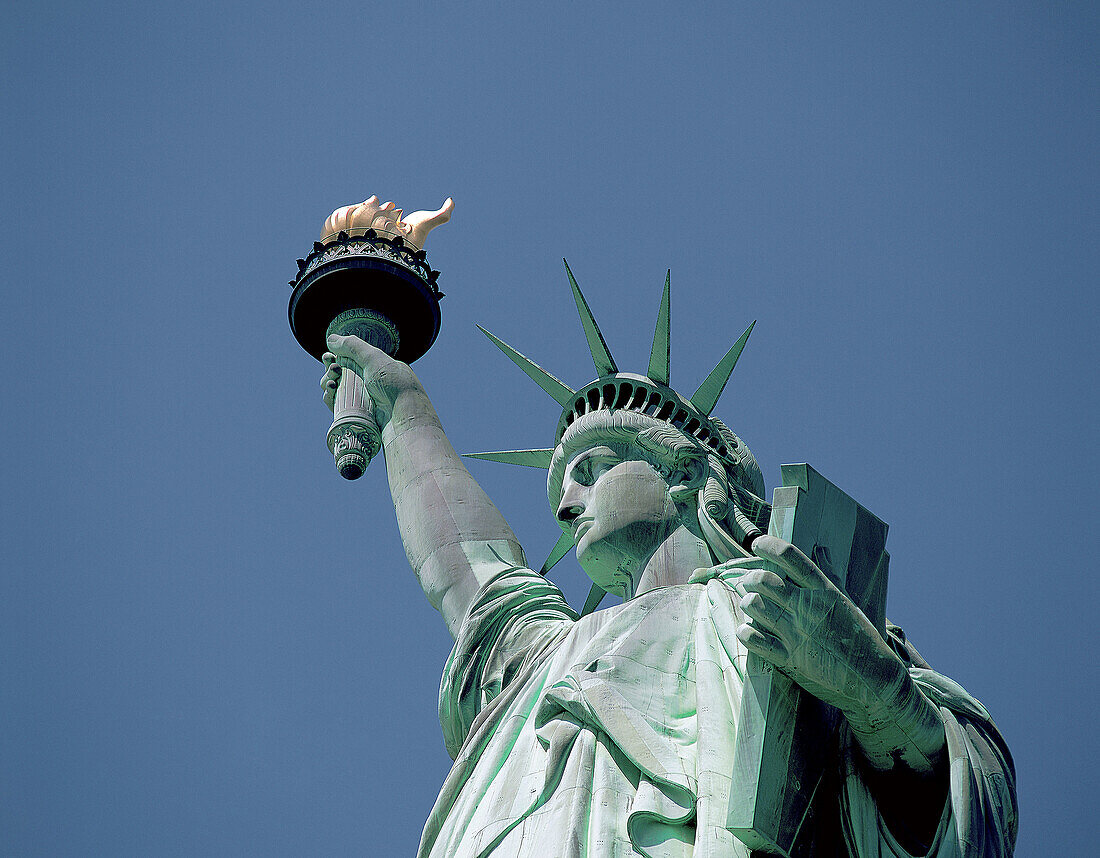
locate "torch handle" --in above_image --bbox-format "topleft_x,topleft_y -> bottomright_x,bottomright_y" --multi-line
323,308 -> 400,481
326,356 -> 381,480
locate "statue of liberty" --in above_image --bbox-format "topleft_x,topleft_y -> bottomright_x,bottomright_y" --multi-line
308,199 -> 1016,857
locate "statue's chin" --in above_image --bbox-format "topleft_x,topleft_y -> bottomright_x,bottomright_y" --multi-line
584,575 -> 627,599
577,544 -> 637,597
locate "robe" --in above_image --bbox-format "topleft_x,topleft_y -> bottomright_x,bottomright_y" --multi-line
417,566 -> 1016,858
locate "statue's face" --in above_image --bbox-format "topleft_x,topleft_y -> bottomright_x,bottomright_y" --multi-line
556,443 -> 681,595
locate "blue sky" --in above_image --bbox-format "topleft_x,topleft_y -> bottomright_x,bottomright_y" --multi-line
2,3 -> 1096,854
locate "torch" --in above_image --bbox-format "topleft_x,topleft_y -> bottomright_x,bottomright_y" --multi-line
288,196 -> 453,479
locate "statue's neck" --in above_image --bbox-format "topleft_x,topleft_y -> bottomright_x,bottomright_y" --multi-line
631,524 -> 715,598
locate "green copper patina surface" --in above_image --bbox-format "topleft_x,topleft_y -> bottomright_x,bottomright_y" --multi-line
308,239 -> 1016,857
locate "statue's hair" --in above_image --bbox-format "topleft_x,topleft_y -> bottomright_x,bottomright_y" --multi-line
547,409 -> 770,560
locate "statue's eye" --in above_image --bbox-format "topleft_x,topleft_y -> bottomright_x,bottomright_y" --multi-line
574,454 -> 618,486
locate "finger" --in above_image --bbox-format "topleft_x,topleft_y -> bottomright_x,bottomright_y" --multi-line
326,333 -> 364,360
738,592 -> 797,648
738,591 -> 780,626
694,557 -> 770,586
736,623 -> 789,667
737,569 -> 792,605
326,333 -> 350,355
327,333 -> 388,369
714,556 -> 767,573
698,561 -> 778,585
688,566 -> 720,584
751,535 -> 826,590
733,577 -> 793,618
319,370 -> 340,392
322,352 -> 336,367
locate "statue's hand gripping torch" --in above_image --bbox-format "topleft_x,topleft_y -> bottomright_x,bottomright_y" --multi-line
289,196 -> 453,479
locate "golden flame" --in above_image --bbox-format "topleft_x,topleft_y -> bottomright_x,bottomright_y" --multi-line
320,195 -> 454,251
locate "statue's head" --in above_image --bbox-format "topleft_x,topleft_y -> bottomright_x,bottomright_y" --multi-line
546,397 -> 768,593
468,263 -> 769,602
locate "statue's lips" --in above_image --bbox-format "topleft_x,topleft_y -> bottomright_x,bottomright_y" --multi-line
573,519 -> 593,541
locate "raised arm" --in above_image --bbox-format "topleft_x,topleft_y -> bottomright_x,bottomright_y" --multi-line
324,334 -> 526,639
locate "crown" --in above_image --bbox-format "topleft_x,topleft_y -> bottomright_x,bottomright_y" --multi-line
466,261 -> 757,585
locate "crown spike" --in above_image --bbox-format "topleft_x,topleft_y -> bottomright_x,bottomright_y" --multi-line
540,531 -> 574,576
648,271 -> 671,385
580,583 -> 607,616
464,449 -> 554,468
477,325 -> 575,407
689,320 -> 756,416
564,259 -> 618,377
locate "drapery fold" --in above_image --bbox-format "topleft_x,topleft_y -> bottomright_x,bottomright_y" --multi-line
419,566 -> 1015,858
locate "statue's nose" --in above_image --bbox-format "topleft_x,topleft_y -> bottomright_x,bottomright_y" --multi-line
557,503 -> 584,524
557,480 -> 585,524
